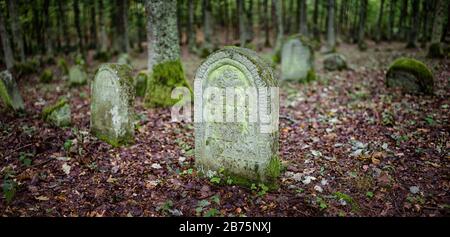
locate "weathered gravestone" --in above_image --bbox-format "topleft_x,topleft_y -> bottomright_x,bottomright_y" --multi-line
69,65 -> 88,87
386,57 -> 434,94
91,64 -> 135,147
281,35 -> 315,82
324,53 -> 348,71
194,47 -> 280,187
42,98 -> 71,127
0,70 -> 25,111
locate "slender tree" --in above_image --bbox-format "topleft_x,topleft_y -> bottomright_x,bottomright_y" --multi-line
57,0 -> 69,51
203,0 -> 213,48
312,0 -> 320,39
7,0 -> 25,62
188,0 -> 196,51
387,0 -> 396,41
74,0 -> 84,55
299,0 -> 308,36
398,0 -> 408,40
237,0 -> 250,46
90,1 -> 98,49
428,0 -> 445,57
326,0 -> 336,50
406,0 -> 420,48
117,0 -> 130,53
273,0 -> 284,52
375,0 -> 386,43
98,0 -> 108,52
357,0 -> 368,50
43,0 -> 53,55
0,6 -> 14,69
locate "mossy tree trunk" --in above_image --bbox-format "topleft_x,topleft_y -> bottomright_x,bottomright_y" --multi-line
237,0 -> 250,46
89,1 -> 98,50
57,0 -> 70,52
420,0 -> 430,47
0,6 -> 15,69
73,0 -> 84,56
299,0 -> 308,36
406,0 -> 419,48
43,0 -> 53,56
203,0 -> 213,48
398,0 -> 408,40
246,0 -> 254,41
326,0 -> 336,51
375,0 -> 385,43
7,0 -> 25,62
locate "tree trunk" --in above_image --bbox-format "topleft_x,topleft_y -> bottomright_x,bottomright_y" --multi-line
428,0 -> 445,57
117,0 -> 130,53
43,0 -> 53,55
90,1 -> 98,49
326,0 -> 336,50
406,0 -> 420,48
246,0 -> 254,41
146,0 -> 181,70
237,0 -> 249,46
375,0 -> 385,43
387,0 -> 396,41
74,0 -> 84,55
0,7 -> 15,69
263,0 -> 270,46
312,0 -> 319,39
57,0 -> 69,52
203,0 -> 213,47
398,0 -> 408,40
357,0 -> 368,49
274,0 -> 284,52
187,0 -> 196,50
7,0 -> 25,62
299,0 -> 308,36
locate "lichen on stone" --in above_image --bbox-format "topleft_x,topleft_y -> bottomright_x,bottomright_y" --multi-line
91,63 -> 135,147
0,70 -> 25,111
280,34 -> 316,82
386,57 -> 434,94
42,98 -> 71,127
68,65 -> 88,87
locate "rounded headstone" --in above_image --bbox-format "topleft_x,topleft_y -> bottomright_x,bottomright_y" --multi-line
281,35 -> 315,82
386,57 -> 434,94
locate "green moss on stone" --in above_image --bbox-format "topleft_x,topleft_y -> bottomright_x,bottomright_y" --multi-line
386,57 -> 434,94
0,79 -> 13,109
69,65 -> 88,87
39,69 -> 53,83
42,98 -> 68,120
0,71 -> 25,111
117,53 -> 131,65
57,58 -> 69,75
42,98 -> 71,127
144,60 -> 191,108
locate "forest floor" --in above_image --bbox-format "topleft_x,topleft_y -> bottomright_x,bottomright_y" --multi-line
0,41 -> 449,217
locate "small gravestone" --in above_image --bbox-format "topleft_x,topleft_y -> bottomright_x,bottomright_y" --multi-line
281,35 -> 315,82
91,63 -> 135,146
134,70 -> 148,97
117,54 -> 131,65
0,70 -> 25,111
39,69 -> 53,83
42,98 -> 71,127
69,65 -> 88,86
386,57 -> 434,94
324,53 -> 347,71
194,47 -> 280,187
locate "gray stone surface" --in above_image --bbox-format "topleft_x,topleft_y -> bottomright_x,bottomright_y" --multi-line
194,47 -> 280,186
281,37 -> 314,81
91,64 -> 135,146
0,70 -> 24,111
324,53 -> 347,71
68,65 -> 88,86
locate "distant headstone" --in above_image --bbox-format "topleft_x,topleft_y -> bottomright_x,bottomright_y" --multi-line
281,36 -> 315,82
386,57 -> 434,94
117,54 -> 131,65
42,98 -> 71,127
194,47 -> 280,186
91,63 -> 135,146
68,65 -> 88,86
0,70 -> 25,111
324,53 -> 347,71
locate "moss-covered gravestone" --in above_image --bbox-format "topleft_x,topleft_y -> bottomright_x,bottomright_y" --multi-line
324,53 -> 347,71
117,54 -> 131,65
39,69 -> 53,83
194,47 -> 280,187
0,70 -> 24,111
68,65 -> 88,86
281,35 -> 315,82
134,70 -> 148,97
91,64 -> 135,147
386,57 -> 434,94
42,98 -> 71,127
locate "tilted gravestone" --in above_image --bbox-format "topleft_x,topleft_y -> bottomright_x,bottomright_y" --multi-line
91,64 -> 135,147
42,98 -> 71,127
0,70 -> 25,111
194,47 -> 280,187
281,35 -> 315,82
